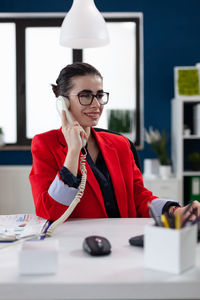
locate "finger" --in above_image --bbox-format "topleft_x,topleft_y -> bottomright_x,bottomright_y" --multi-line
189,215 -> 196,222
80,130 -> 88,142
71,122 -> 87,137
182,206 -> 198,224
71,121 -> 80,127
192,201 -> 200,217
73,125 -> 87,140
182,202 -> 193,216
197,206 -> 200,217
80,126 -> 88,140
186,202 -> 200,218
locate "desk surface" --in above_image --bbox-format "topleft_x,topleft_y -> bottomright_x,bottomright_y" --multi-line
0,218 -> 200,300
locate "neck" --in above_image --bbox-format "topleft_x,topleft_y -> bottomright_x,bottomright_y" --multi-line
83,126 -> 91,141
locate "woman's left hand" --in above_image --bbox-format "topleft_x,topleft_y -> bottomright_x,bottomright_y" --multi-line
174,200 -> 200,223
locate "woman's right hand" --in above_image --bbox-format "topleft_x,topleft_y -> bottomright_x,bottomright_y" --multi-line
61,110 -> 87,153
61,110 -> 87,176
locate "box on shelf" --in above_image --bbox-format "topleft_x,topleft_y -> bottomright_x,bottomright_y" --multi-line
143,159 -> 159,179
174,66 -> 200,98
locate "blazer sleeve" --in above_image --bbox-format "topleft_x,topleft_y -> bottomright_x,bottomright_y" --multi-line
29,134 -> 76,221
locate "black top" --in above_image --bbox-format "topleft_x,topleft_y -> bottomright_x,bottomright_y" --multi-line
86,151 -> 120,217
60,148 -> 120,217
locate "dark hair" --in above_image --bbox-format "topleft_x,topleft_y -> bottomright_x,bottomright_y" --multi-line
51,62 -> 103,98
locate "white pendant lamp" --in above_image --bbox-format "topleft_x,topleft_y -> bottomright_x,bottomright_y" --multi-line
60,0 -> 110,49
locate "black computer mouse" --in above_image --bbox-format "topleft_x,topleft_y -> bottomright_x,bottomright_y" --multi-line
129,234 -> 144,247
83,235 -> 111,256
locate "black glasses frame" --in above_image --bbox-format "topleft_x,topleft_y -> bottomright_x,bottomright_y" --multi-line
67,92 -> 109,106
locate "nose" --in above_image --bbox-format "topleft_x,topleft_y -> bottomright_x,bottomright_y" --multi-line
91,95 -> 100,107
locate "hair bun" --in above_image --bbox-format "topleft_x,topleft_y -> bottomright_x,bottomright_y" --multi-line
51,84 -> 58,97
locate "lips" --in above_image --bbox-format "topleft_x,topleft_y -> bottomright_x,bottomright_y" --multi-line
84,111 -> 100,119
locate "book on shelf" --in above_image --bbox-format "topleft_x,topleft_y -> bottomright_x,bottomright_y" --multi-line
190,176 -> 200,203
193,104 -> 200,136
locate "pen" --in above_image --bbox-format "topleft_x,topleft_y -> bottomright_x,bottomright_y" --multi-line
164,212 -> 173,228
148,202 -> 163,227
175,214 -> 181,230
161,214 -> 170,228
40,220 -> 52,240
0,234 -> 17,242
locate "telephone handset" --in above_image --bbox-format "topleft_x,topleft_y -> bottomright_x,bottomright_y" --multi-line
45,96 -> 88,236
56,96 -> 86,147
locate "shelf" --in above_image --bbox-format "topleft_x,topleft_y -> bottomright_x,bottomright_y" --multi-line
143,176 -> 178,182
183,135 -> 200,139
183,171 -> 200,176
179,98 -> 200,102
0,145 -> 31,151
172,98 -> 200,204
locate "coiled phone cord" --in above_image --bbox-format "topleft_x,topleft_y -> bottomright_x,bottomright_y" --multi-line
45,149 -> 87,237
0,150 -> 87,248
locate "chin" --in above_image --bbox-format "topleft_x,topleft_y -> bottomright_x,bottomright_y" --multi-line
82,119 -> 100,128
90,120 -> 100,127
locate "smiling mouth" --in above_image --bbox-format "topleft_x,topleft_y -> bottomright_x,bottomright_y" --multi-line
84,112 -> 100,119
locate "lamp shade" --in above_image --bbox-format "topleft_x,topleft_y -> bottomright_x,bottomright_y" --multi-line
60,0 -> 110,49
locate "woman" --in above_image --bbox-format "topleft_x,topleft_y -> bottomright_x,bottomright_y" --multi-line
29,62 -> 200,222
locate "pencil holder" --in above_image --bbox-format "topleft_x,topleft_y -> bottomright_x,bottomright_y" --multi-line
144,224 -> 197,274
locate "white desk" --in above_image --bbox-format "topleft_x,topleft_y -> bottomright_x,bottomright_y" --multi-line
0,218 -> 200,300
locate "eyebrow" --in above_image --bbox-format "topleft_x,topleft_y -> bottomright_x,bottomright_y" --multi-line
79,89 -> 104,93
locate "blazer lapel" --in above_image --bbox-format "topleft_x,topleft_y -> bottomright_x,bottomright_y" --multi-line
57,127 -> 67,150
83,160 -> 107,216
92,129 -> 128,217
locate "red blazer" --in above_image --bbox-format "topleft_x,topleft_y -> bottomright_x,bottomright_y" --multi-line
29,128 -> 157,221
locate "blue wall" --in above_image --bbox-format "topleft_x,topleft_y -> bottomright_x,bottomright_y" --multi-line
1,0 -> 200,169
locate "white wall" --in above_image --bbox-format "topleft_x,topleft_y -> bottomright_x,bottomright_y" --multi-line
0,166 -> 35,215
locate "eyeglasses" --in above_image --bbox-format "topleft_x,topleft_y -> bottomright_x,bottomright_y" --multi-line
67,92 -> 109,106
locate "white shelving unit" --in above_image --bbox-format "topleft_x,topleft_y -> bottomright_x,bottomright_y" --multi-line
171,98 -> 200,204
143,177 -> 182,202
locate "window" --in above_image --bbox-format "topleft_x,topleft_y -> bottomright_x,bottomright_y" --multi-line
0,13 -> 143,148
25,27 -> 72,138
0,22 -> 16,143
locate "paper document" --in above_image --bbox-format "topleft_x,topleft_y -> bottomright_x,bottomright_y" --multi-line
0,214 -> 48,242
